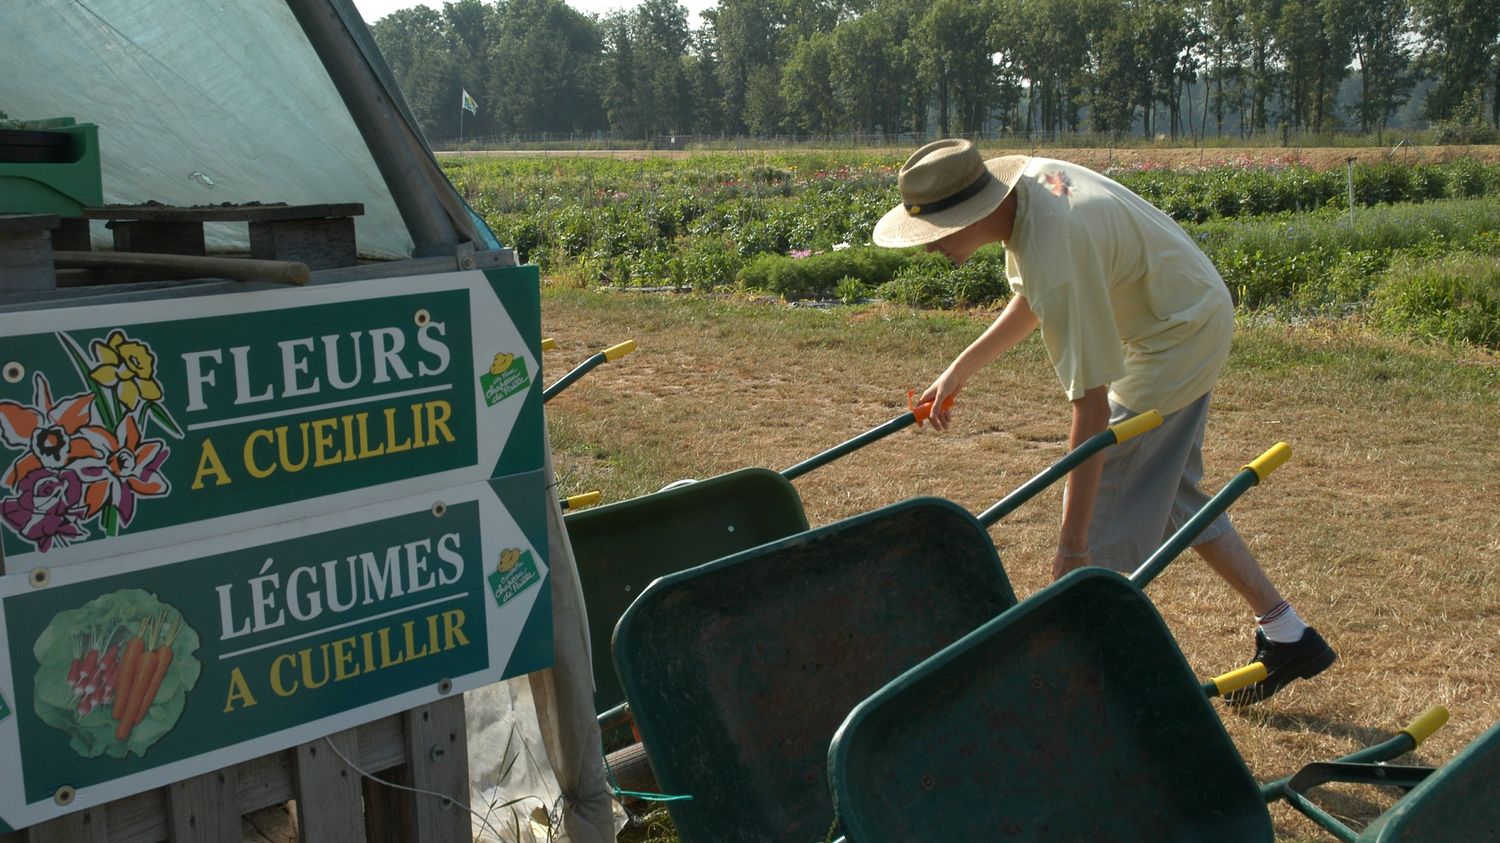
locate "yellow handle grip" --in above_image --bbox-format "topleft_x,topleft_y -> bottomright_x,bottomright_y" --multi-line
561,491 -> 602,510
1243,442 -> 1292,483
1109,410 -> 1163,444
1401,706 -> 1450,746
603,340 -> 637,362
541,337 -> 556,351
1210,662 -> 1268,697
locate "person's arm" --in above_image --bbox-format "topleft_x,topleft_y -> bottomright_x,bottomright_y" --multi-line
1053,384 -> 1111,579
918,294 -> 1040,430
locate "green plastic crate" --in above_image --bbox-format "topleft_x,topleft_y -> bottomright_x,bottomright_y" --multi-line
0,119 -> 102,216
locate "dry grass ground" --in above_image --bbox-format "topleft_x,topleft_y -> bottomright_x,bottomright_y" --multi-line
542,288 -> 1498,842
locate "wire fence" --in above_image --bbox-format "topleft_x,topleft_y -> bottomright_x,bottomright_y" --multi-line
433,127 -> 1456,154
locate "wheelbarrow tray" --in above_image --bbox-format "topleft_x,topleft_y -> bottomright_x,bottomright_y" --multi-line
566,466 -> 809,712
830,568 -> 1272,843
613,497 -> 1017,842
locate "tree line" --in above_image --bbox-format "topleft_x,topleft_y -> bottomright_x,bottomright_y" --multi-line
371,0 -> 1500,143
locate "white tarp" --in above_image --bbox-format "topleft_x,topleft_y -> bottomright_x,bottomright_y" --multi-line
1,0 -> 411,258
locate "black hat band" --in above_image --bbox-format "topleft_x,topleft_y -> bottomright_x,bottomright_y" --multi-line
905,169 -> 996,216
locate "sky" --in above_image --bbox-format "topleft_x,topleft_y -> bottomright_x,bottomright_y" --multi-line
352,0 -> 717,24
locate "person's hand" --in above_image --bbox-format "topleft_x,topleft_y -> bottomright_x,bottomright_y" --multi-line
1052,547 -> 1090,581
918,373 -> 963,430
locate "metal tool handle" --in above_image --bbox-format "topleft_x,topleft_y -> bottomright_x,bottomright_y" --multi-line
976,410 -> 1164,527
779,394 -> 953,482
560,491 -> 602,511
1202,662 -> 1267,698
1260,705 -> 1449,804
543,339 -> 637,402
1129,442 -> 1291,589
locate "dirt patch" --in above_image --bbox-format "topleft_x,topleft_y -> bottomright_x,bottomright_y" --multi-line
443,145 -> 1500,170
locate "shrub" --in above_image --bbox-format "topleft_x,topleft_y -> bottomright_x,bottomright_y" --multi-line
1370,254 -> 1500,348
875,245 -> 1010,309
737,247 -> 913,300
835,276 -> 867,305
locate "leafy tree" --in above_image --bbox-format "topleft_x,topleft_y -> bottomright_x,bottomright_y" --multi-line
489,0 -> 604,135
634,0 -> 694,136
600,12 -> 644,135
915,0 -> 998,135
1346,0 -> 1413,136
373,6 -> 456,140
1201,0 -> 1251,136
781,33 -> 841,135
708,0 -> 787,133
1413,0 -> 1499,123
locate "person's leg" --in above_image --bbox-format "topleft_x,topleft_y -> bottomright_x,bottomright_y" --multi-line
1194,528 -> 1282,616
1169,398 -> 1338,704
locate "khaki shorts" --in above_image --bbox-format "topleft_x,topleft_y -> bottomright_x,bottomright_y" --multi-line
1087,393 -> 1235,573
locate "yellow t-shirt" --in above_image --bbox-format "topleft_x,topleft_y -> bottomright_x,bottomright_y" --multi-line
1004,157 -> 1234,416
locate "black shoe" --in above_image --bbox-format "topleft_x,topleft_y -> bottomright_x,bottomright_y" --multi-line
1225,627 -> 1337,706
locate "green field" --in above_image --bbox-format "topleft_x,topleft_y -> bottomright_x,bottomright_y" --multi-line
449,151 -> 1500,350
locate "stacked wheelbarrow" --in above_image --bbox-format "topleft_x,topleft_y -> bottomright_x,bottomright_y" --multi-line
603,431 -> 1500,841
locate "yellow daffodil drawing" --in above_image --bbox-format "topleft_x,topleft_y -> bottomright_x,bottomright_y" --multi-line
88,331 -> 163,412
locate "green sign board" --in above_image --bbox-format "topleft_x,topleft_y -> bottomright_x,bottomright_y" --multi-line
0,474 -> 550,830
0,266 -> 543,568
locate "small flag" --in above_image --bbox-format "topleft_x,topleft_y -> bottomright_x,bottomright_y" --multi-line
461,88 -> 479,115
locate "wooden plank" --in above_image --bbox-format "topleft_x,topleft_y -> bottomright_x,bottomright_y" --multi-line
0,214 -> 59,232
360,766 -> 412,843
0,229 -> 56,293
405,696 -> 470,842
22,806 -> 108,843
84,204 -> 364,223
168,768 -> 241,843
292,729 -> 367,843
249,218 -> 357,269
107,220 -> 206,256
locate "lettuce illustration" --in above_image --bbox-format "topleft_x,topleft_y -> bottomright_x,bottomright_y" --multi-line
32,589 -> 200,759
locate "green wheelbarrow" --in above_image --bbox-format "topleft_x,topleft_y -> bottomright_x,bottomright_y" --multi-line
570,395 -> 956,715
1276,715 -> 1500,841
610,411 -> 1163,841
826,444 -> 1491,841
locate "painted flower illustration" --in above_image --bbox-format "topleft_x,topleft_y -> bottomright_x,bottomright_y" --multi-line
0,373 -> 98,487
0,330 -> 181,553
88,330 -> 163,411
1,466 -> 89,552
1041,170 -> 1074,198
74,415 -> 171,527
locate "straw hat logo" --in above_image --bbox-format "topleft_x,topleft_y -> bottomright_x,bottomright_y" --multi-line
873,139 -> 1027,248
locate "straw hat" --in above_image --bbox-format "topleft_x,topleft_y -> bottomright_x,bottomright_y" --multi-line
873,139 -> 1028,248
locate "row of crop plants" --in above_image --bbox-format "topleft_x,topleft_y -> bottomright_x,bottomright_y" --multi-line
447,155 -> 1500,348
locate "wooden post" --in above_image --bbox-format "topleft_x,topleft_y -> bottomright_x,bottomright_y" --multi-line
404,695 -> 470,842
293,729 -> 367,843
22,807 -> 107,843
167,768 -> 241,842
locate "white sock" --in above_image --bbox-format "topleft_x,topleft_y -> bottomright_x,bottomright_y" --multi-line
1257,600 -> 1308,644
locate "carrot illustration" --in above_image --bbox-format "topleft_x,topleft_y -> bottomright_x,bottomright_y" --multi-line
115,615 -> 179,740
111,623 -> 146,721
129,642 -> 174,730
116,646 -> 159,741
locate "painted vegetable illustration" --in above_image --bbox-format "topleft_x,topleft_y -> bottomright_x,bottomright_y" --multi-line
33,589 -> 200,759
